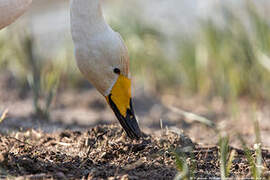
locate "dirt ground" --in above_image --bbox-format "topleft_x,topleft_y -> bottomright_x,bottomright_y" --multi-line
0,75 -> 270,179
0,125 -> 270,179
0,124 -> 269,179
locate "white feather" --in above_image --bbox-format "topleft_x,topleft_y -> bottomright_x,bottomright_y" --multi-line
0,0 -> 32,30
70,0 -> 129,95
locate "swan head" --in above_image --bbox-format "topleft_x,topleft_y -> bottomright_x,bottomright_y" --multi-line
73,32 -> 142,139
70,0 -> 142,139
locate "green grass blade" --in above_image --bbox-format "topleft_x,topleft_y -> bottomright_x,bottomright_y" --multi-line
173,152 -> 189,180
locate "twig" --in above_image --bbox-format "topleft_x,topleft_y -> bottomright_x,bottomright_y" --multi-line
0,109 -> 8,123
52,141 -> 73,146
7,136 -> 34,146
167,106 -> 215,128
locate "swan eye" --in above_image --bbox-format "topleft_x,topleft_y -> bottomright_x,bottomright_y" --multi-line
113,68 -> 121,74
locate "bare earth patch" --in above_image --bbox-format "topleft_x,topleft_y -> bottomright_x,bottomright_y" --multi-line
0,124 -> 269,179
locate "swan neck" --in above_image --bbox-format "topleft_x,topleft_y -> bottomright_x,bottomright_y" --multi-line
70,0 -> 108,36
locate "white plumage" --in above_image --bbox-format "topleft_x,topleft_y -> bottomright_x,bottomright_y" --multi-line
70,0 -> 142,139
70,0 -> 129,96
0,0 -> 32,30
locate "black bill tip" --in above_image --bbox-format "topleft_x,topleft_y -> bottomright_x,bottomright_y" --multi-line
107,94 -> 142,139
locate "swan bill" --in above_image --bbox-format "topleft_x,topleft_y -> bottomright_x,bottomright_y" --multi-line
106,94 -> 142,139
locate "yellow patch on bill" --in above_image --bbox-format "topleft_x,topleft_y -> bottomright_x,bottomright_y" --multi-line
107,75 -> 131,117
